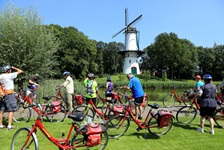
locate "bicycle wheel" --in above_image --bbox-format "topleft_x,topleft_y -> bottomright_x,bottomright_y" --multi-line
71,130 -> 108,150
13,102 -> 31,123
162,93 -> 175,108
106,114 -> 130,139
72,105 -> 95,119
214,107 -> 224,128
176,106 -> 197,124
45,104 -> 66,122
11,127 -> 38,150
147,113 -> 173,135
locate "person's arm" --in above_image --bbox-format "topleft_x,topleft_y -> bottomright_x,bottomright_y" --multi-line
28,79 -> 38,86
11,66 -> 23,75
60,80 -> 70,88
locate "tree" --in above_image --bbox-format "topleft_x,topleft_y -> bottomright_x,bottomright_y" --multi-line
0,4 -> 60,84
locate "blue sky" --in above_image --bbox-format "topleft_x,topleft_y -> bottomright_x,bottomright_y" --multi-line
1,0 -> 224,49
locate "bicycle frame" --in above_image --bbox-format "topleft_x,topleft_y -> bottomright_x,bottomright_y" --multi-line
20,117 -> 80,149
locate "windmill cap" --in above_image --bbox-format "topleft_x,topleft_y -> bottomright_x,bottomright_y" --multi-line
195,75 -> 201,79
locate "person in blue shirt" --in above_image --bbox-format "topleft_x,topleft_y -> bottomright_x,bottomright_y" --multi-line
194,75 -> 204,93
121,73 -> 144,120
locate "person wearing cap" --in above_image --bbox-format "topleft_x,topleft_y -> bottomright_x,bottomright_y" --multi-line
196,74 -> 217,135
121,73 -> 144,120
194,75 -> 204,94
105,76 -> 114,100
26,74 -> 39,100
59,71 -> 74,114
84,73 -> 98,106
0,65 -> 23,130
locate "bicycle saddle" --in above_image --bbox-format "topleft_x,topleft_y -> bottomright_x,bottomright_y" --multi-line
42,96 -> 55,101
67,113 -> 84,121
148,103 -> 159,109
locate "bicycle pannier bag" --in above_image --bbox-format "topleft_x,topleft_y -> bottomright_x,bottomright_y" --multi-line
52,101 -> 61,113
86,80 -> 93,95
86,123 -> 102,146
0,83 -> 6,98
157,110 -> 173,127
112,92 -> 119,100
112,103 -> 124,116
141,93 -> 147,107
75,95 -> 83,105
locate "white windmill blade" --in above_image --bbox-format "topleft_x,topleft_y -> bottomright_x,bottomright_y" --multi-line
127,14 -> 142,27
112,27 -> 126,38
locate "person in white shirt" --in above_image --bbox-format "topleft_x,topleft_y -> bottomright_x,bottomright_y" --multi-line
0,65 -> 23,130
59,71 -> 74,114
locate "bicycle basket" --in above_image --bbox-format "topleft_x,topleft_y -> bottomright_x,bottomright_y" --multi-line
157,110 -> 173,127
51,101 -> 61,113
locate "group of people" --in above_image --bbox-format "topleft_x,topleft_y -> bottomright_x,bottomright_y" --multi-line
0,63 -> 221,135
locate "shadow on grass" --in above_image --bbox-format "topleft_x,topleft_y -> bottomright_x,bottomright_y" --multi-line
131,132 -> 160,140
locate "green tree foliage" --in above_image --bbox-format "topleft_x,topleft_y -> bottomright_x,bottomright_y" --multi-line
0,4 -> 60,82
143,32 -> 198,79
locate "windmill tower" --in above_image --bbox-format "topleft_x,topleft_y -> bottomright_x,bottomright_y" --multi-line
113,8 -> 144,74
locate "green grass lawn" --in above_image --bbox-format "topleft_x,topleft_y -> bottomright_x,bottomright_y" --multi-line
1,113 -> 224,150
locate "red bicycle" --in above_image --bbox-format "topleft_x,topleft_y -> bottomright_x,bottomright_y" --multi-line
106,100 -> 174,139
11,113 -> 108,150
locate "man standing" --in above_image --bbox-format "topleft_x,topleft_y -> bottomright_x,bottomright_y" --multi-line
59,71 -> 74,114
121,73 -> 144,120
0,65 -> 23,130
196,74 -> 217,135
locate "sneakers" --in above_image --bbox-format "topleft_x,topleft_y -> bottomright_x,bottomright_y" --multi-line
196,128 -> 204,133
0,125 -> 6,129
6,126 -> 17,131
209,129 -> 215,135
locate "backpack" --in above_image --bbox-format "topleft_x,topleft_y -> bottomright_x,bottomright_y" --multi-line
86,80 -> 93,95
0,83 -> 6,98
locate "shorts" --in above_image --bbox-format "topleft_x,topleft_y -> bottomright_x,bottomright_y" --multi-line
0,94 -> 17,112
105,93 -> 113,98
134,96 -> 144,106
86,97 -> 97,106
26,88 -> 37,98
200,107 -> 216,117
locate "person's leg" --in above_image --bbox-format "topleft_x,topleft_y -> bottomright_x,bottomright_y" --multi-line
138,105 -> 142,118
0,111 -> 3,127
5,94 -> 17,129
135,106 -> 138,120
200,116 -> 205,129
7,111 -> 13,127
67,93 -> 73,112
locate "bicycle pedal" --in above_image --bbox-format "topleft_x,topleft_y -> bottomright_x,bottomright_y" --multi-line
136,127 -> 142,132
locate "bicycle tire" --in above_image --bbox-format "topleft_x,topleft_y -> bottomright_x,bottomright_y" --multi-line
71,129 -> 108,150
13,102 -> 31,123
11,127 -> 38,150
72,105 -> 95,119
162,93 -> 175,108
176,106 -> 197,124
45,104 -> 66,122
214,107 -> 224,128
106,114 -> 130,139
147,113 -> 173,135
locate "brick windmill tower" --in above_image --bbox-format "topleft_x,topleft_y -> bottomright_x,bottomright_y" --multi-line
112,8 -> 144,74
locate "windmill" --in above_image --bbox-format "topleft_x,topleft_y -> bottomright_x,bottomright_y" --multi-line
113,8 -> 144,74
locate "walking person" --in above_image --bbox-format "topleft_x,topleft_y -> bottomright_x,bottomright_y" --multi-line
0,65 -> 23,130
84,73 -> 98,106
105,76 -> 114,100
59,71 -> 74,114
196,74 -> 217,135
121,73 -> 144,120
